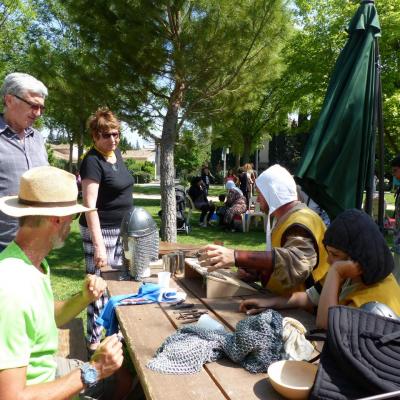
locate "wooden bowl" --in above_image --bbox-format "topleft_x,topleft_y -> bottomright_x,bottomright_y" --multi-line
267,360 -> 318,400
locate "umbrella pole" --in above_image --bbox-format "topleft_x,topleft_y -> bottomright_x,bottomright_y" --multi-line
375,38 -> 385,231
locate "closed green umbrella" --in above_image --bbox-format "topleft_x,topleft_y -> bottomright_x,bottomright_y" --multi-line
296,0 -> 383,221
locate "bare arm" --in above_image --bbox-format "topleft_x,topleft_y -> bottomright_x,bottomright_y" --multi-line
0,335 -> 123,400
82,179 -> 107,268
316,260 -> 362,329
239,292 -> 314,315
0,366 -> 83,400
54,275 -> 107,328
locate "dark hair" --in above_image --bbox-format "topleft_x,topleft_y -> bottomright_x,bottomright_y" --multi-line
391,155 -> 400,168
218,194 -> 226,202
323,209 -> 394,285
190,176 -> 202,187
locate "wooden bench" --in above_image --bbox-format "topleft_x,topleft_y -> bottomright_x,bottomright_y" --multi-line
57,318 -> 88,361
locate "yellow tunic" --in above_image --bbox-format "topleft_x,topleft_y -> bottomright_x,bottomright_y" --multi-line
267,207 -> 330,295
340,273 -> 400,315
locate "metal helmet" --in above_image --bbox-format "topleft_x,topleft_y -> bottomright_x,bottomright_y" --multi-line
360,301 -> 400,320
120,207 -> 159,281
120,207 -> 158,238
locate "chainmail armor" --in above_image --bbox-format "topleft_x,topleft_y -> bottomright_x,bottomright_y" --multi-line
147,310 -> 283,374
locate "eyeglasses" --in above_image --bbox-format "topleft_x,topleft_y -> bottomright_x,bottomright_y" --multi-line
100,132 -> 120,139
13,94 -> 45,113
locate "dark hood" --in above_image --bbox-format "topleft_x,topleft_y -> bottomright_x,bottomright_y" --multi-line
323,209 -> 394,285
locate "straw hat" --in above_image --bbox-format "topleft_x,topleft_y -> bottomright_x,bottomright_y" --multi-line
0,166 -> 95,217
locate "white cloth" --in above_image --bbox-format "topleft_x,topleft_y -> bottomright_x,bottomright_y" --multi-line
282,317 -> 315,361
225,180 -> 243,195
255,165 -> 298,250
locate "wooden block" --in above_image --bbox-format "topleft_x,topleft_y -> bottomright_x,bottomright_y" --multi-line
184,258 -> 258,299
207,274 -> 259,298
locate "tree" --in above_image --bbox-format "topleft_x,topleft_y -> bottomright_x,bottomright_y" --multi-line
278,0 -> 400,165
174,127 -> 211,180
0,2 -> 36,80
59,0 -> 291,241
26,1 -> 125,170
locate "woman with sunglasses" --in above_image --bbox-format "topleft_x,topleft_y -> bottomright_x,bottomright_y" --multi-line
79,108 -> 134,353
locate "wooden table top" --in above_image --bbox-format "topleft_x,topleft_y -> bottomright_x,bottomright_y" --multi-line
102,269 -> 316,400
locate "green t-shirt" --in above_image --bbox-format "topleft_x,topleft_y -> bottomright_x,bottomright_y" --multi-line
0,242 -> 58,384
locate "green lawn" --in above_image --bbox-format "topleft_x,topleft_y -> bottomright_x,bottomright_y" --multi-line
134,184 -> 226,197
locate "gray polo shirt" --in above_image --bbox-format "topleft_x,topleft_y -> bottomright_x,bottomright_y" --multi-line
0,114 -> 48,249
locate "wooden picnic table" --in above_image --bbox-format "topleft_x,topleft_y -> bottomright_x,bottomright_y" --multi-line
102,265 -> 316,400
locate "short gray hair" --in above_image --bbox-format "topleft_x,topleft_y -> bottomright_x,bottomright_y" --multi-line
1,72 -> 48,99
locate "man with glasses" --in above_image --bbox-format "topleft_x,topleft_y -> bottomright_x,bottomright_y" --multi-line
0,72 -> 48,251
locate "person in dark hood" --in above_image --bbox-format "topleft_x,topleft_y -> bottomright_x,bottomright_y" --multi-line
240,209 -> 400,329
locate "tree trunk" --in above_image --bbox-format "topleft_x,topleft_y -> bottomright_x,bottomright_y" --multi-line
68,138 -> 73,172
242,136 -> 252,164
235,153 -> 241,169
77,120 -> 85,168
160,81 -> 185,242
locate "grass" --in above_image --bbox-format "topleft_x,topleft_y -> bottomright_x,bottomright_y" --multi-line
135,184 -> 226,198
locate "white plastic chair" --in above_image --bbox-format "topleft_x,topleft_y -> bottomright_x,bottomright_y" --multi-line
249,196 -> 258,211
246,202 -> 266,232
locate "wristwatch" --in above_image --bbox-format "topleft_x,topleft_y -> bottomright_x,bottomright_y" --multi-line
80,362 -> 99,387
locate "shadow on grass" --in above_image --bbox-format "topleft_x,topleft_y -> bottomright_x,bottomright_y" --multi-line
47,231 -> 85,281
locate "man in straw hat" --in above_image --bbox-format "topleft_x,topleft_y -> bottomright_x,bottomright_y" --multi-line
0,166 -> 132,399
199,164 -> 329,297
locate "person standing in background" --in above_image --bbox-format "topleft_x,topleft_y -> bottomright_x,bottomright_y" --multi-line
0,72 -> 48,251
238,166 -> 249,207
244,163 -> 255,198
225,168 -> 239,185
79,108 -> 134,353
201,163 -> 214,196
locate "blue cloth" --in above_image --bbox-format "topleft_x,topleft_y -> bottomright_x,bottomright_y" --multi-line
96,283 -> 182,336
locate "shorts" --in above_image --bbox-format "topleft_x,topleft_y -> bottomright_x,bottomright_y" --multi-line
55,357 -> 116,400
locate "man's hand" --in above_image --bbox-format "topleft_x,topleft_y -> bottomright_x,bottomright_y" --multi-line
198,244 -> 235,271
90,335 -> 124,380
82,275 -> 107,303
239,298 -> 273,315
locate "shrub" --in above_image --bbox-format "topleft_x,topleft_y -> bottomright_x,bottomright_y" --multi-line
124,159 -> 155,182
132,170 -> 152,183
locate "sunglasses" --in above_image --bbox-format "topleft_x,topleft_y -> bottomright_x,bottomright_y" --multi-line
14,94 -> 45,113
100,132 -> 120,139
